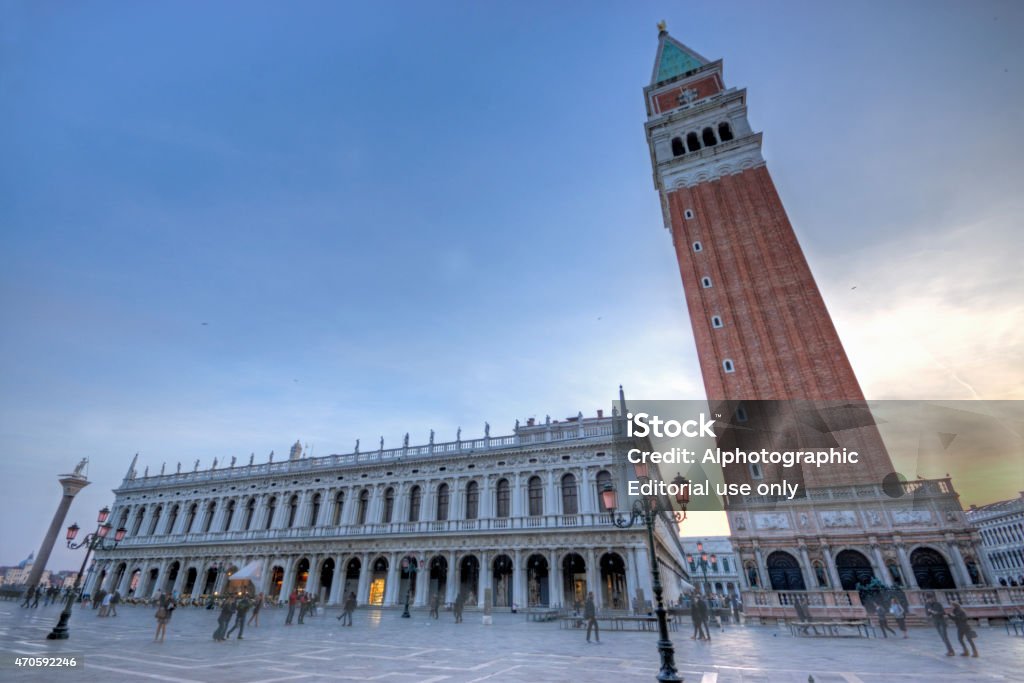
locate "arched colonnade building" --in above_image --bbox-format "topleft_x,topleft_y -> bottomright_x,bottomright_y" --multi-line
88,410 -> 690,611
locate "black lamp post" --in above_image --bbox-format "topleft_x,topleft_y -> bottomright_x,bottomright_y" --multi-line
602,468 -> 689,683
47,507 -> 126,640
401,555 -> 419,618
686,542 -> 717,595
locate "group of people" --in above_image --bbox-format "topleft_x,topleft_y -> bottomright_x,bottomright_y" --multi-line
689,595 -> 714,640
19,585 -> 70,607
427,591 -> 468,622
213,593 -> 262,641
284,589 -> 320,625
925,594 -> 980,657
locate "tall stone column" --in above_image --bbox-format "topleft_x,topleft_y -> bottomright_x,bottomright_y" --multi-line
753,545 -> 770,590
329,555 -> 345,604
821,544 -> 842,590
870,543 -> 894,585
797,543 -> 815,590
414,558 -> 429,607
24,468 -> 90,592
894,541 -> 917,589
947,540 -> 973,588
356,552 -> 371,604
477,550 -> 489,608
383,552 -> 400,605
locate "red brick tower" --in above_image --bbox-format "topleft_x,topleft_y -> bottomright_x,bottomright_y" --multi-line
644,27 -> 893,488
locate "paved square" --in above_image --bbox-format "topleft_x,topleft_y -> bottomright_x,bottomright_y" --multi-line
0,602 -> 1020,682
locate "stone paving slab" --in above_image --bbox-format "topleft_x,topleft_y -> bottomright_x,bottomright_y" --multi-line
0,603 -> 1020,682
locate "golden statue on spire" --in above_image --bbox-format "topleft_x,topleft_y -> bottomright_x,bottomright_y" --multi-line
657,20 -> 667,34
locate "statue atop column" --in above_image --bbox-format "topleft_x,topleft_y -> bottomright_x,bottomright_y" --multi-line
403,433 -> 409,448
230,455 -> 236,468
249,453 -> 254,466
72,458 -> 88,478
211,457 -> 218,469
193,459 -> 200,472
176,462 -> 181,474
484,422 -> 490,438
456,427 -> 461,442
429,429 -> 435,445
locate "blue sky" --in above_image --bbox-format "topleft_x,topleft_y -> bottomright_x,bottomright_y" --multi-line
2,0 -> 1022,567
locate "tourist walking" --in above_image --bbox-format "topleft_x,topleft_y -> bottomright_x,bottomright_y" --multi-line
950,601 -> 979,657
153,592 -> 174,643
298,591 -> 310,624
226,595 -> 251,640
92,588 -> 106,610
876,603 -> 897,638
99,590 -> 113,617
889,598 -> 907,638
285,590 -> 298,625
453,593 -> 464,623
430,592 -> 440,619
924,594 -> 955,656
337,591 -> 356,626
248,592 -> 264,627
109,590 -> 120,616
214,597 -> 236,641
584,592 -> 599,643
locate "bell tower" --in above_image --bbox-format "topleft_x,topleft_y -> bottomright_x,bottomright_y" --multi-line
644,26 -> 893,488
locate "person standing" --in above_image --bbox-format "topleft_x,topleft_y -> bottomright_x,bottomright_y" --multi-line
876,603 -> 897,638
584,592 -> 599,643
153,592 -> 174,643
298,591 -> 309,624
889,598 -> 908,638
338,591 -> 356,626
924,594 -> 955,656
214,597 -> 236,641
92,588 -> 106,611
453,593 -> 464,624
99,591 -> 113,617
691,596 -> 704,640
226,595 -> 251,640
109,590 -> 120,617
950,601 -> 979,657
429,592 -> 440,619
285,590 -> 298,625
248,592 -> 264,627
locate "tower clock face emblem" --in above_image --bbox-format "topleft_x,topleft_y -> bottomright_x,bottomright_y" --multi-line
678,88 -> 698,105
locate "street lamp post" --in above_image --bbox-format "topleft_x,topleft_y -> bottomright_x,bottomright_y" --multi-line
602,468 -> 690,683
687,542 -> 717,595
47,507 -> 126,640
401,556 -> 419,618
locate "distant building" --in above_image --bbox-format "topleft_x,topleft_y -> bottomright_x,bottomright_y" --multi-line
1,553 -> 51,588
681,537 -> 741,598
966,492 -> 1024,586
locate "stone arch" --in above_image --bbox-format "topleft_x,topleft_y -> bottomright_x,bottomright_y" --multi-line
834,549 -> 875,590
492,554 -> 514,607
368,556 -> 388,605
342,558 -> 361,601
459,555 -> 479,603
671,136 -> 685,156
766,550 -> 806,591
599,551 -> 627,609
293,557 -> 311,592
316,557 -> 334,601
561,552 -> 587,608
268,565 -> 285,600
910,546 -> 957,590
428,555 -> 448,603
526,553 -> 549,607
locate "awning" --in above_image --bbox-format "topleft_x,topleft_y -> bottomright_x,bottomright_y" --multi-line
228,560 -> 262,583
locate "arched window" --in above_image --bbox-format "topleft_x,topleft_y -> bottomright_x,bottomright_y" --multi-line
185,504 -> 198,533
561,473 -> 578,515
408,485 -> 421,522
332,491 -> 344,525
287,495 -> 299,528
718,122 -> 734,142
465,481 -> 479,520
528,476 -> 543,516
686,132 -> 701,152
165,505 -> 179,534
357,489 -> 370,525
264,497 -> 276,530
722,557 -> 730,572
671,137 -> 685,157
702,127 -> 717,147
147,507 -> 162,536
436,483 -> 450,521
382,487 -> 394,523
309,493 -> 321,527
595,471 -> 613,511
132,507 -> 145,535
222,500 -> 235,531
495,479 -> 510,518
202,502 -> 215,533
244,498 -> 256,530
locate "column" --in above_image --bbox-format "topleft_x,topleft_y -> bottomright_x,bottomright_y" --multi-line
549,549 -> 562,608
24,472 -> 90,592
446,551 -> 458,603
477,550 -> 489,608
171,559 -> 188,596
481,553 -> 493,608
585,547 -> 598,606
870,543 -> 894,585
356,552 -> 371,603
513,548 -> 525,609
579,468 -> 593,515
754,546 -> 770,590
894,542 -> 917,589
797,543 -> 816,589
512,474 -> 523,518
329,555 -> 345,604
821,544 -> 842,590
480,476 -> 493,519
947,540 -> 973,588
383,552 -> 400,605
280,558 -> 295,596
547,471 -> 559,516
256,557 -> 272,596
623,547 -> 638,609
414,558 -> 429,607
